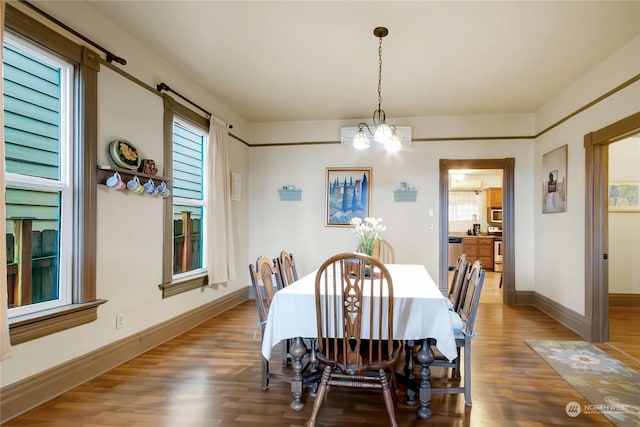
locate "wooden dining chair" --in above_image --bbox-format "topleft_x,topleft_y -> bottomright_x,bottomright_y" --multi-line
356,238 -> 396,264
275,250 -> 298,287
447,253 -> 469,312
273,250 -> 300,367
375,238 -> 396,264
431,259 -> 485,406
308,252 -> 402,427
249,256 -> 284,390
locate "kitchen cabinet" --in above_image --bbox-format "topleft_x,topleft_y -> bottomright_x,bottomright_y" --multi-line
462,237 -> 494,271
485,187 -> 502,208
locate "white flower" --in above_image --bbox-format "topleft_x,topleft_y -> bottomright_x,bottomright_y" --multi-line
350,217 -> 385,254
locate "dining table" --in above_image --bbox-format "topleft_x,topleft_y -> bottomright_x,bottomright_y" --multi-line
261,263 -> 457,419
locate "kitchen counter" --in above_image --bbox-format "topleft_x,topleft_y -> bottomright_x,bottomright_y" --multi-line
461,236 -> 495,271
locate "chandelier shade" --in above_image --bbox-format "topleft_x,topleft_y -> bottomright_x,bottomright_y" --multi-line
341,126 -> 411,149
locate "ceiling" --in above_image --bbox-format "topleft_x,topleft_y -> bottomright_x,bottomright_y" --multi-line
76,1 -> 640,124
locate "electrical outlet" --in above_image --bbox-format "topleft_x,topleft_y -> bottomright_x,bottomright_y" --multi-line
115,313 -> 125,329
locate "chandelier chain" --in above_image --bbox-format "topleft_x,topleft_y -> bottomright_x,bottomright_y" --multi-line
351,26 -> 403,152
377,35 -> 383,114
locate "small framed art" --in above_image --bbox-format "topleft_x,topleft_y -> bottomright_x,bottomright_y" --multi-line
231,171 -> 241,201
608,181 -> 639,212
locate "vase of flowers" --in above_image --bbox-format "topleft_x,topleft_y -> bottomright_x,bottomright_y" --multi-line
350,217 -> 385,256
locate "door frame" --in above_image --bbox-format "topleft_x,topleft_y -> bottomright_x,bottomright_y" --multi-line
584,111 -> 640,342
439,158 -> 516,304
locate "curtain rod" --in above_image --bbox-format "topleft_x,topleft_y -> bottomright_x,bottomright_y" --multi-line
157,83 -> 233,129
19,0 -> 127,65
19,0 -> 235,130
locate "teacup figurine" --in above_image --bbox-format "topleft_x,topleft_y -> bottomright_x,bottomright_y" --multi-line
157,181 -> 171,198
127,176 -> 144,193
106,171 -> 125,191
143,178 -> 156,195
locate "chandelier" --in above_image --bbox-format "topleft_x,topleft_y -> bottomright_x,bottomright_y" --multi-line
352,27 -> 401,152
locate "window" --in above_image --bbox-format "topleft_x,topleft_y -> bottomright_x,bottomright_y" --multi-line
3,5 -> 102,344
448,191 -> 480,221
4,33 -> 73,316
159,95 -> 210,298
172,117 -> 207,278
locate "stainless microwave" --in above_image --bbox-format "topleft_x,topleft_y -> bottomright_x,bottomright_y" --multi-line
490,208 -> 503,223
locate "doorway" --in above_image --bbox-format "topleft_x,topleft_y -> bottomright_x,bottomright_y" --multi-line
607,135 -> 640,356
439,158 -> 515,304
447,168 -> 504,301
584,112 -> 640,342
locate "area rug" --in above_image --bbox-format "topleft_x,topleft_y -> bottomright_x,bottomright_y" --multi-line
526,339 -> 640,426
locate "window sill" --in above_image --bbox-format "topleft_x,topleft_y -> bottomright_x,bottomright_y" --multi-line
158,275 -> 209,298
9,300 -> 107,345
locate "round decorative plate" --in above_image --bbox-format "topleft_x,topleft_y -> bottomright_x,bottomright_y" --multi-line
108,139 -> 141,170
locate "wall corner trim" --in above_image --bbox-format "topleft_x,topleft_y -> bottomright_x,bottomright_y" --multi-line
532,292 -> 591,339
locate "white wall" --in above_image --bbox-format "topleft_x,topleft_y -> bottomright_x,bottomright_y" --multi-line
1,2 -> 251,387
608,136 -> 640,294
533,35 -> 640,314
248,133 -> 535,291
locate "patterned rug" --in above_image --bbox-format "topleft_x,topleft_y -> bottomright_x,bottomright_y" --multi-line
526,340 -> 640,426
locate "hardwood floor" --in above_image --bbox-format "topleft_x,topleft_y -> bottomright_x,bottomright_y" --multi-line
4,274 -> 639,426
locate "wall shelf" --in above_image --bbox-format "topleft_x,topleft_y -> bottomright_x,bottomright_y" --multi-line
278,189 -> 302,201
394,190 -> 417,202
97,165 -> 170,188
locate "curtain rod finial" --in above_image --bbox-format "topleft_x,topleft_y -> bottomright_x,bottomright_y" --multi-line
106,53 -> 127,65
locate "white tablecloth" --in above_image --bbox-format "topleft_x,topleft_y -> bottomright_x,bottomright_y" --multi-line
261,264 -> 457,361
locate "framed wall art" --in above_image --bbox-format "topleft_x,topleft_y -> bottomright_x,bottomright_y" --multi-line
325,167 -> 371,226
231,171 -> 242,201
542,145 -> 567,214
608,181 -> 640,212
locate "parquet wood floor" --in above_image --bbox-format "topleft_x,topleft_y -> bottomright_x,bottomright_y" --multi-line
4,273 -> 638,426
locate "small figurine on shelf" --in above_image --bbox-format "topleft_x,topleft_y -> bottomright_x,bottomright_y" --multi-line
139,159 -> 157,175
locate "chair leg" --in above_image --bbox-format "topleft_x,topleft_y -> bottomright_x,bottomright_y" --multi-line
261,356 -> 269,390
307,365 -> 332,427
454,347 -> 462,379
463,341 -> 472,406
309,338 -> 318,372
380,369 -> 398,427
389,368 -> 399,402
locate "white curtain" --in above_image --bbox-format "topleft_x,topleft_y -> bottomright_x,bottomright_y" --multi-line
207,118 -> 237,284
448,191 -> 480,221
1,0 -> 13,360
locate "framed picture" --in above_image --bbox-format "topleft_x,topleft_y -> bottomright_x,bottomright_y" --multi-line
231,171 -> 241,201
608,181 -> 640,212
542,145 -> 567,214
325,167 -> 372,226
